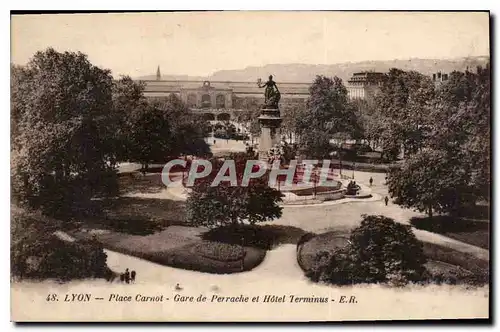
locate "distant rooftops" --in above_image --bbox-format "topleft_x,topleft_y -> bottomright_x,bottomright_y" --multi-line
347,71 -> 385,85
432,71 -> 449,83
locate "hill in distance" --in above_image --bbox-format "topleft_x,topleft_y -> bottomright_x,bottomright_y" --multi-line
136,56 -> 490,83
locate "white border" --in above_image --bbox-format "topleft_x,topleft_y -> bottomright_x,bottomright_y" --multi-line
2,1 -> 497,331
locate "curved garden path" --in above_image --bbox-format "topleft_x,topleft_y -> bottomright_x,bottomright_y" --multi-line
138,171 -> 488,261
14,236 -> 489,321
118,158 -> 489,262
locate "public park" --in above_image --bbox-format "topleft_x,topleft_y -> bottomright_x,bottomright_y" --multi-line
10,12 -> 490,321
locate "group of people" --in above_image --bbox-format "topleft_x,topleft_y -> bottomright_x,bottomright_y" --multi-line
346,180 -> 360,195
118,268 -> 136,284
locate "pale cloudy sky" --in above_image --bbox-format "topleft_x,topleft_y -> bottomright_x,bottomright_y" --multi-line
11,11 -> 490,78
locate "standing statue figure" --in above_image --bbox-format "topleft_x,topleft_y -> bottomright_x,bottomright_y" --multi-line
257,75 -> 281,109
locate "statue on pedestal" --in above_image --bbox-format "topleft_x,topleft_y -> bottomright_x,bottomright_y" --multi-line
257,75 -> 281,109
256,75 -> 282,161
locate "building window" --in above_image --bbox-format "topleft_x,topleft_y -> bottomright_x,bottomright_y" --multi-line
217,113 -> 230,121
216,94 -> 226,109
203,113 -> 215,121
187,94 -> 197,108
201,94 -> 211,108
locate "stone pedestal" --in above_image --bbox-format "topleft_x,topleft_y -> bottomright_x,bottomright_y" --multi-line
258,107 -> 282,161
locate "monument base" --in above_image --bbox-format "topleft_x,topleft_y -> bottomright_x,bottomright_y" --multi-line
258,107 -> 282,161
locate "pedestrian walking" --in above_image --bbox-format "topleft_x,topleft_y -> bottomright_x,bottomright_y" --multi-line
119,273 -> 125,283
124,268 -> 130,284
369,177 -> 373,187
384,196 -> 389,206
131,270 -> 136,283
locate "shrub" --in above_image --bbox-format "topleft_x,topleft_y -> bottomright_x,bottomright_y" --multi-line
11,207 -> 110,281
307,215 -> 427,286
12,235 -> 109,281
306,248 -> 358,285
349,215 -> 427,284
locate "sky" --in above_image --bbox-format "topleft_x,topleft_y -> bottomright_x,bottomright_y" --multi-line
11,11 -> 490,78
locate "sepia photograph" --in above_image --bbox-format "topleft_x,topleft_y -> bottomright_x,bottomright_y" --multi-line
9,11 -> 490,322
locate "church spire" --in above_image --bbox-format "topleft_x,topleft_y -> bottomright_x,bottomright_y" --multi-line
156,65 -> 161,80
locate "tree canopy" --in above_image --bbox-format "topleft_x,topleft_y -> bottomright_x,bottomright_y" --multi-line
369,69 -> 435,161
116,90 -> 211,169
186,154 -> 283,228
387,64 -> 490,215
388,149 -> 474,218
296,75 -> 361,159
429,65 -> 490,201
11,48 -> 119,217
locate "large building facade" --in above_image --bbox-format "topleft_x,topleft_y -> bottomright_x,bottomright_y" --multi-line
140,69 -> 386,120
346,71 -> 385,100
142,78 -> 310,120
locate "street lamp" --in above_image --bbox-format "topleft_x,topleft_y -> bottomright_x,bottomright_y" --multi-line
339,151 -> 343,177
240,236 -> 245,272
313,171 -> 317,198
352,162 -> 355,179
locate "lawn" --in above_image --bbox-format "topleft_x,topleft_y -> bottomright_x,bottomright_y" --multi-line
297,231 -> 489,286
328,158 -> 393,173
287,186 -> 342,196
297,231 -> 350,271
71,225 -> 267,274
70,194 -> 266,274
74,196 -> 188,235
201,224 -> 310,250
422,241 -> 489,284
410,212 -> 490,250
118,172 -> 164,195
73,178 -> 311,274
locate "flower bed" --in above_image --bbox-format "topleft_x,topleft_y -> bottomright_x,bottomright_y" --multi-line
193,241 -> 246,262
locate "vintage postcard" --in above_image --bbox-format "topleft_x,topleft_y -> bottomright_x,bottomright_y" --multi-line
10,11 -> 490,322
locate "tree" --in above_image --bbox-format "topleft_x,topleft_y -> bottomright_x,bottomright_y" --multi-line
297,76 -> 360,159
124,94 -> 211,170
281,103 -> 306,143
235,97 -> 261,141
298,130 -> 332,160
429,64 -> 490,201
112,76 -> 148,161
307,215 -> 427,286
375,64 -> 490,215
11,48 -> 118,217
248,120 -> 261,143
126,105 -> 175,171
370,69 -> 435,160
186,154 -> 283,228
149,94 -> 211,157
387,149 -> 474,218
